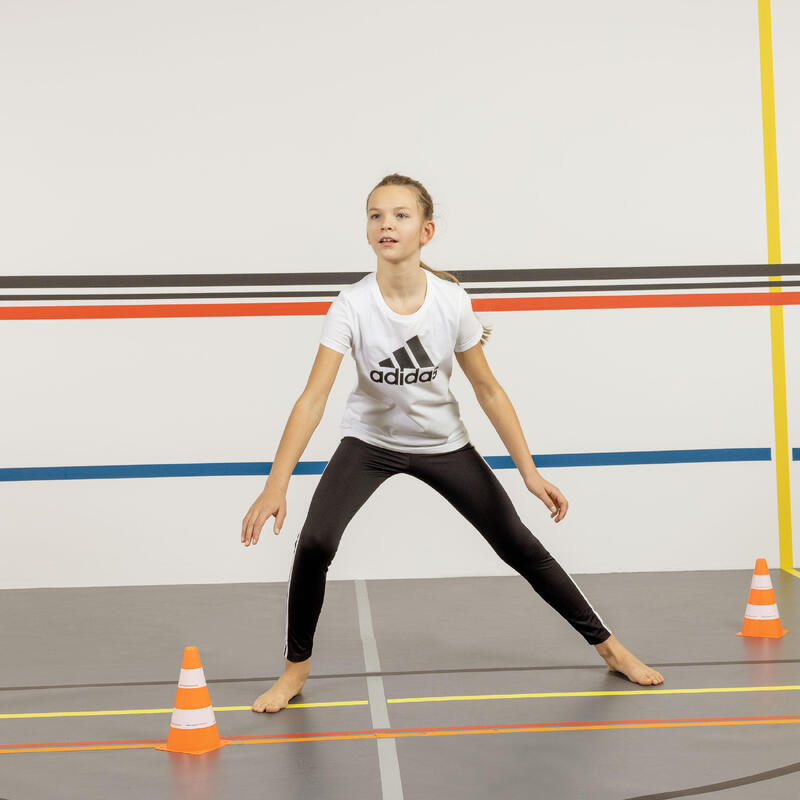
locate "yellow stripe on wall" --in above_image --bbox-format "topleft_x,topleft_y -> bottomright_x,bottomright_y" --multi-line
757,0 -> 794,574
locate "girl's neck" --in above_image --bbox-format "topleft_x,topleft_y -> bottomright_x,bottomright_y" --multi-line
375,265 -> 428,315
376,263 -> 425,299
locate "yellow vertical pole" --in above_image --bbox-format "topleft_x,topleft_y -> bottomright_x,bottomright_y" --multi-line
757,0 -> 795,576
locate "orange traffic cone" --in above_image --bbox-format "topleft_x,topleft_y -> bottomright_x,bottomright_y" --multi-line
736,558 -> 788,638
155,646 -> 230,755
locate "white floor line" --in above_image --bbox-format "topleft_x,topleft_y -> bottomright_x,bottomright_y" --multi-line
354,579 -> 404,800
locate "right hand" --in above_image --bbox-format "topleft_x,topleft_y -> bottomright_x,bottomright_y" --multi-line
241,483 -> 287,546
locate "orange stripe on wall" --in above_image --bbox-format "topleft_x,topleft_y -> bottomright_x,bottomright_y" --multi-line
2,290 -> 800,321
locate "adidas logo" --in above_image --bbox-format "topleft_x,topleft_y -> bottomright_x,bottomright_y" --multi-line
370,335 -> 439,385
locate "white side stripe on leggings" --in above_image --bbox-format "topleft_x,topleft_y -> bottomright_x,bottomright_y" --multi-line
566,571 -> 612,635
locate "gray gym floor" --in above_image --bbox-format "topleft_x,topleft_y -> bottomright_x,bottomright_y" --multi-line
1,570 -> 799,799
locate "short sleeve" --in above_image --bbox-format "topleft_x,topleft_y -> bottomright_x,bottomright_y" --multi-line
454,288 -> 483,352
319,293 -> 353,354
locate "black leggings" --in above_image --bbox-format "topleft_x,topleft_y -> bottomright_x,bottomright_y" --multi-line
283,436 -> 612,662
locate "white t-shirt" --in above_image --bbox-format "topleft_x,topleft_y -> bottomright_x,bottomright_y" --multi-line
319,268 -> 484,453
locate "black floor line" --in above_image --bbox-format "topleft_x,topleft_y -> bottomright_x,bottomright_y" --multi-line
1,658 -> 798,693
624,759 -> 800,799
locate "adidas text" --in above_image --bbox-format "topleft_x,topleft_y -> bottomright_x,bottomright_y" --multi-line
370,367 -> 439,385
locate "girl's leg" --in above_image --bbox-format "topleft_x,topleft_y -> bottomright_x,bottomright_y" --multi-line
284,437 -> 405,662
407,443 -> 611,645
253,437 -> 405,712
406,443 -> 663,685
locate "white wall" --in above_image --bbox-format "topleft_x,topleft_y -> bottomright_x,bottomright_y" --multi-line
1,0 -> 798,588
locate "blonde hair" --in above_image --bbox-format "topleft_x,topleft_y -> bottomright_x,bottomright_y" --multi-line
367,173 -> 492,347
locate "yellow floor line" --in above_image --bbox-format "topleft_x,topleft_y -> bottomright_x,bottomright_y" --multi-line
386,684 -> 800,704
781,566 -> 800,580
0,699 -> 368,720
3,685 -> 800,720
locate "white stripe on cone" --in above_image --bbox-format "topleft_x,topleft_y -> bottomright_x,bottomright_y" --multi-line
750,574 -> 774,590
178,667 -> 207,688
744,603 -> 779,620
169,705 -> 217,729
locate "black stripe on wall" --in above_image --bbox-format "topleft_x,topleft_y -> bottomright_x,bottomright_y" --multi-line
1,263 -> 799,289
3,279 -> 800,303
2,265 -> 799,303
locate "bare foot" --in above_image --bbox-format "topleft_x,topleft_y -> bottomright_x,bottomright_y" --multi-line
252,658 -> 311,712
594,634 -> 664,686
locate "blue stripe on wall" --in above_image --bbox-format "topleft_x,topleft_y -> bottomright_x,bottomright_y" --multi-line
0,447 -> 778,482
484,447 -> 772,469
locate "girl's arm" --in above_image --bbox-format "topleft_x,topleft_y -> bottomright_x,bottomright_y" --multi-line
265,344 -> 344,492
455,344 -> 568,521
242,344 -> 344,545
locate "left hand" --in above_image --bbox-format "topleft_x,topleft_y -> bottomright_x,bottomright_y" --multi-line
525,476 -> 568,522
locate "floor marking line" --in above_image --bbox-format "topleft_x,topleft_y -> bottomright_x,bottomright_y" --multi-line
624,758 -> 800,799
4,684 -> 800,720
3,658 -> 800,692
217,701 -> 368,710
221,718 -> 800,745
0,708 -> 175,720
8,713 -> 799,750
355,579 -> 404,800
385,684 -> 800,704
781,566 -> 800,579
3,715 -> 800,755
2,738 -> 165,749
0,743 -> 159,755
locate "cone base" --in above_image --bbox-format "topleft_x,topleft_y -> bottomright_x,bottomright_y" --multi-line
737,630 -> 788,639
155,739 -> 230,755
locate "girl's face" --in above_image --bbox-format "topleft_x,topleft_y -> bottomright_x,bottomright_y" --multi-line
366,186 -> 433,260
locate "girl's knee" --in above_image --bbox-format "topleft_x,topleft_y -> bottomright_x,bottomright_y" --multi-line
296,529 -> 340,564
495,529 -> 552,569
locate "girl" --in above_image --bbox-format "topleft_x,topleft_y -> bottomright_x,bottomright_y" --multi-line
242,173 -> 664,713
